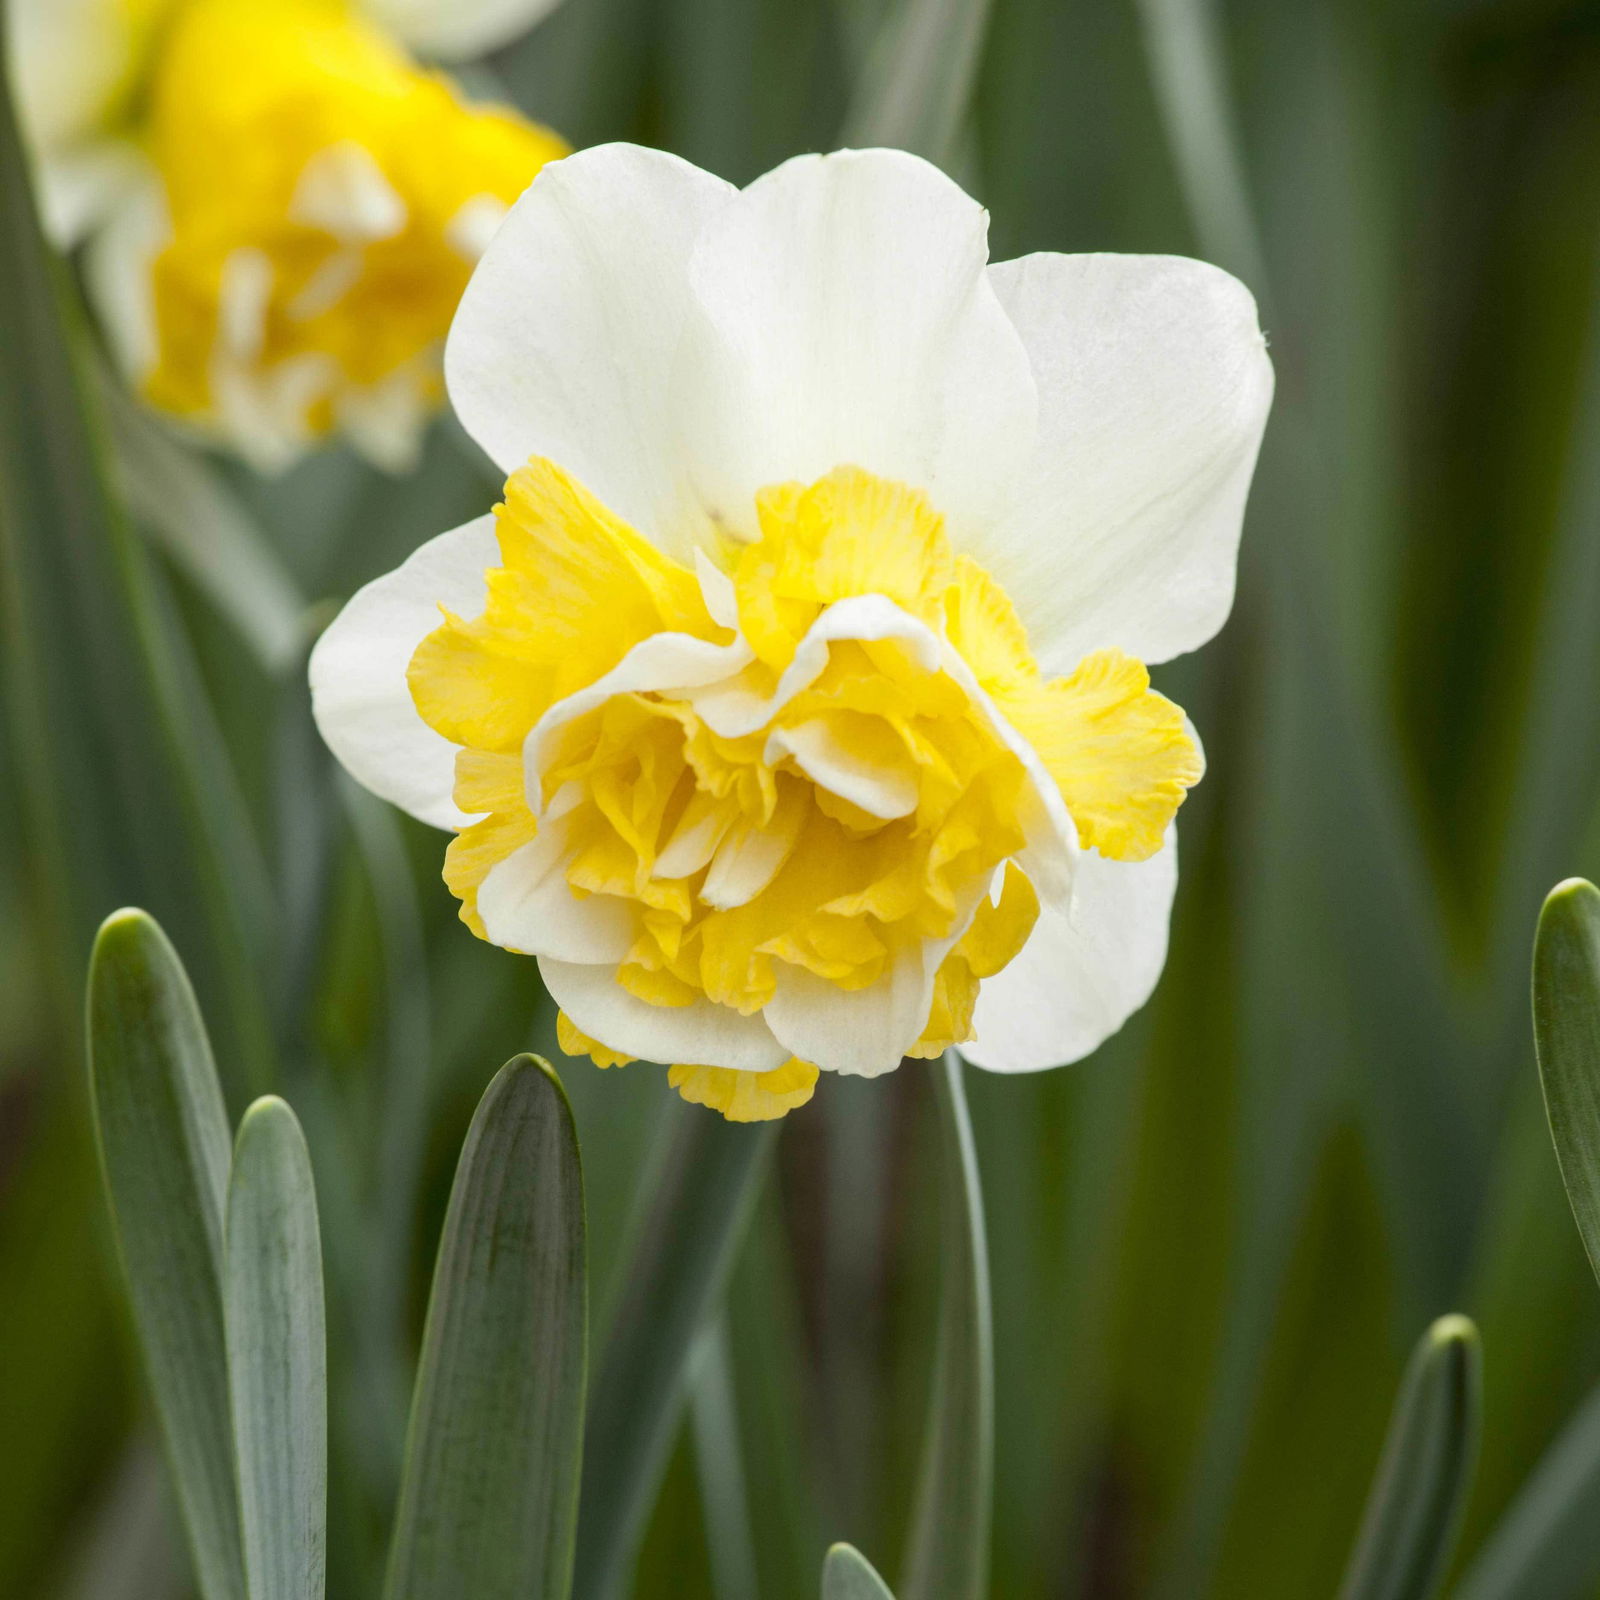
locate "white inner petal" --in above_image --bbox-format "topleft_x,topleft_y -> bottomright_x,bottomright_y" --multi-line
445,194 -> 508,261
291,141 -> 407,242
763,720 -> 918,821
478,813 -> 637,962
701,790 -> 804,910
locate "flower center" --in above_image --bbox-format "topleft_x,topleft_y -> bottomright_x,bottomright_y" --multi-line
408,459 -> 1202,1118
140,0 -> 566,466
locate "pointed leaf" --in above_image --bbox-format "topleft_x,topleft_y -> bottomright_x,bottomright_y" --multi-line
900,1054 -> 993,1600
226,1098 -> 326,1600
385,1056 -> 586,1600
573,1111 -> 776,1600
1334,1315 -> 1482,1600
87,909 -> 245,1600
824,1544 -> 896,1600
1534,878 -> 1600,1288
1453,1377 -> 1600,1600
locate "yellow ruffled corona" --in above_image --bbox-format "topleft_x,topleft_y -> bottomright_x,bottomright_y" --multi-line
137,0 -> 567,470
408,459 -> 1200,1114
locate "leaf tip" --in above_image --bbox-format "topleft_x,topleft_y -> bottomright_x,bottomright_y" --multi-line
90,905 -> 163,963
1541,877 -> 1600,927
1426,1313 -> 1478,1353
236,1094 -> 300,1137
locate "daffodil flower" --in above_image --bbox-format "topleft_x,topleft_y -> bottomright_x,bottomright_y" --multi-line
7,0 -> 568,471
311,144 -> 1274,1120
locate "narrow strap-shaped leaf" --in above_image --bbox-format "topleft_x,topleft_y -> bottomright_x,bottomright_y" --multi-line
103,378 -> 308,678
1130,0 -> 1268,292
824,1543 -> 896,1600
0,3 -> 275,1089
1452,1378 -> 1600,1600
1534,879 -> 1600,1287
838,0 -> 995,168
87,910 -> 246,1600
1334,1314 -> 1482,1600
385,1056 -> 586,1600
573,1111 -> 776,1600
226,1098 -> 326,1600
689,1318 -> 760,1600
900,1053 -> 993,1600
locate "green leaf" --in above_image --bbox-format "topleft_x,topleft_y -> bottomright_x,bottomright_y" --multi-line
688,1318 -> 759,1600
1129,0 -> 1267,290
1453,1378 -> 1600,1600
102,379 -> 308,678
1534,878 -> 1600,1288
900,1054 -> 993,1600
837,0 -> 994,168
226,1098 -> 326,1600
87,909 -> 245,1600
1334,1314 -> 1482,1600
385,1055 -> 586,1600
0,12 -> 274,1088
823,1544 -> 896,1600
573,1111 -> 776,1600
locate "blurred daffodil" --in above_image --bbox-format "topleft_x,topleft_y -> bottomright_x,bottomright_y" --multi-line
311,145 -> 1274,1119
7,0 -> 568,471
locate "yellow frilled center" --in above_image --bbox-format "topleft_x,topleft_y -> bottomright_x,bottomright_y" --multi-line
142,0 -> 567,451
409,460 -> 1202,1120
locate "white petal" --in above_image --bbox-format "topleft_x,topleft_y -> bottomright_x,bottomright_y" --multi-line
83,171 -> 167,379
961,832 -> 1179,1073
654,794 -> 732,880
445,194 -> 508,261
290,142 -> 407,242
34,137 -> 146,245
336,369 -> 431,475
764,945 -> 934,1078
541,958 -> 790,1073
477,818 -> 637,962
977,253 -> 1273,671
700,792 -> 803,910
309,515 -> 500,828
694,549 -> 738,630
445,144 -> 736,551
212,354 -> 332,475
764,720 -> 917,820
677,148 -> 1037,543
523,629 -> 753,809
7,0 -> 148,154
360,0 -> 564,60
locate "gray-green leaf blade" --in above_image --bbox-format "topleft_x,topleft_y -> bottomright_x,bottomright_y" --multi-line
573,1109 -> 775,1600
385,1055 -> 585,1600
1534,878 -> 1600,1288
1334,1314 -> 1481,1600
226,1097 -> 326,1600
901,1053 -> 993,1600
87,909 -> 245,1600
1453,1378 -> 1600,1600
824,1543 -> 896,1600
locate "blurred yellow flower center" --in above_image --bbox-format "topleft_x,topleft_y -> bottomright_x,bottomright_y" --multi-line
142,0 -> 567,466
409,460 -> 1202,1119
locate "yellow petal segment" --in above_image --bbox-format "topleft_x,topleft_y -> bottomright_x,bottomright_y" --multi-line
1003,651 -> 1203,862
554,1012 -> 817,1120
142,0 -> 567,460
409,458 -> 1204,1118
667,1060 -> 820,1122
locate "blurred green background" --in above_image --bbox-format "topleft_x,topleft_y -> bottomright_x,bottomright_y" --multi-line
7,0 -> 1600,1596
